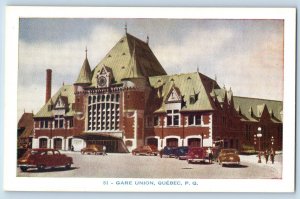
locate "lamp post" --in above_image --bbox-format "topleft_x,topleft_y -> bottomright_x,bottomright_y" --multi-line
257,127 -> 262,151
257,127 -> 262,163
271,136 -> 275,148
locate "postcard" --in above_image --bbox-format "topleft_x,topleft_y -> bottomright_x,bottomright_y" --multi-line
3,7 -> 296,192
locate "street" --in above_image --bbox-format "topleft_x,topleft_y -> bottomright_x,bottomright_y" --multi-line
17,152 -> 282,179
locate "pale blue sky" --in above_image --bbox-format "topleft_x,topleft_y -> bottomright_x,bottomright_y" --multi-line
18,18 -> 284,119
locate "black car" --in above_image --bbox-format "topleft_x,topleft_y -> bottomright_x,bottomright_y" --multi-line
174,146 -> 189,160
160,146 -> 177,158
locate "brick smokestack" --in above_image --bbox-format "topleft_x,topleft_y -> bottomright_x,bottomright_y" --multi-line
45,69 -> 52,104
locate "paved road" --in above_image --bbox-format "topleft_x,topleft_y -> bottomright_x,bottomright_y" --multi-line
17,152 -> 282,179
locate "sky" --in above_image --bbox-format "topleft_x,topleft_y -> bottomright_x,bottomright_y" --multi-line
17,18 -> 284,119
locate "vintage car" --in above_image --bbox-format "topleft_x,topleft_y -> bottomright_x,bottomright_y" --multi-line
160,146 -> 177,158
81,144 -> 104,155
17,148 -> 73,172
186,147 -> 207,164
132,145 -> 159,156
217,148 -> 240,166
174,146 -> 189,160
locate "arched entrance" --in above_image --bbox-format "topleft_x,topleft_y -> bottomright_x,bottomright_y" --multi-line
39,138 -> 48,148
147,137 -> 158,148
74,133 -> 129,153
188,138 -> 201,147
54,138 -> 62,150
166,138 -> 179,147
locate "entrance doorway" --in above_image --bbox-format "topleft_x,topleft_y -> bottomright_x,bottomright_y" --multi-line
166,138 -> 178,147
39,138 -> 47,148
188,138 -> 201,147
54,138 -> 62,150
147,138 -> 158,148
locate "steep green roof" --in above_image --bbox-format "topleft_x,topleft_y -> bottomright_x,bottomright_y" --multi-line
233,96 -> 283,122
91,33 -> 166,86
75,57 -> 92,84
148,72 -> 219,112
34,85 -> 75,118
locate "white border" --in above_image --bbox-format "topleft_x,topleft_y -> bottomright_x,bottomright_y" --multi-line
4,7 -> 296,192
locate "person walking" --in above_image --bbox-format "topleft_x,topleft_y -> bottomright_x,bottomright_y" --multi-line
270,148 -> 275,164
207,147 -> 213,164
264,149 -> 269,164
103,145 -> 107,156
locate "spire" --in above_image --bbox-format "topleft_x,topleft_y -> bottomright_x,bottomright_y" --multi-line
85,46 -> 88,59
75,48 -> 92,84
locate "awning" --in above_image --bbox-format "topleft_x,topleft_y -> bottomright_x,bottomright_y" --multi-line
73,133 -> 122,140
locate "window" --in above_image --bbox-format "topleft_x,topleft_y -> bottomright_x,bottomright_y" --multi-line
166,109 -> 180,126
154,116 -> 159,126
87,93 -> 120,131
40,120 -> 49,129
69,119 -> 73,128
188,114 -> 202,126
54,115 -> 64,128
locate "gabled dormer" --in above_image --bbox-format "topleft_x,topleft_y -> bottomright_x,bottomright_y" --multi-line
54,95 -> 68,110
96,65 -> 114,88
165,85 -> 181,104
259,104 -> 271,122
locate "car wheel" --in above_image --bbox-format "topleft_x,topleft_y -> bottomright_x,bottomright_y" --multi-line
65,163 -> 71,170
38,165 -> 45,171
20,166 -> 28,172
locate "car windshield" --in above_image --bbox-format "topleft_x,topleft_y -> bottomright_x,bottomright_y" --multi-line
222,149 -> 237,154
179,147 -> 188,152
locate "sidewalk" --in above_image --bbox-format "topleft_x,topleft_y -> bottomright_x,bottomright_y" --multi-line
240,154 -> 282,177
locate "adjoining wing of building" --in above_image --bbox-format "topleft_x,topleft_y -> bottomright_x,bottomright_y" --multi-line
31,31 -> 283,153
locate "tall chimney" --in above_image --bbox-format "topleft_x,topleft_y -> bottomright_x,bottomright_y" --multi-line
45,69 -> 52,104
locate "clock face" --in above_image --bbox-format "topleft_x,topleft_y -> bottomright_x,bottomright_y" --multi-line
97,76 -> 107,87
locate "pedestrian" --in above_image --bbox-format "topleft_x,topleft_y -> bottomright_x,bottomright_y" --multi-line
207,147 -> 213,164
103,145 -> 107,156
270,148 -> 275,164
71,145 -> 74,151
257,151 -> 262,163
264,149 -> 269,164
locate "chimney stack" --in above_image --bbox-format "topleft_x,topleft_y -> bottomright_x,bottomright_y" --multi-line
45,69 -> 52,104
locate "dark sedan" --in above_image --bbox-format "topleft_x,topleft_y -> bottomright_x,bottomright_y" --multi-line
17,148 -> 73,172
174,146 -> 189,160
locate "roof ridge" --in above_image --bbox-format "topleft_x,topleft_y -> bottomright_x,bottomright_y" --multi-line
233,96 -> 282,102
126,33 -> 148,45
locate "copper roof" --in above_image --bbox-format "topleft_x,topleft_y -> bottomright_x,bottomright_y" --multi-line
91,33 -> 167,86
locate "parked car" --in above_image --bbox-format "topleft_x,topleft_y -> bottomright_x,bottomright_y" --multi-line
81,144 -> 104,155
217,148 -> 240,166
186,147 -> 207,164
132,145 -> 159,156
174,146 -> 189,160
160,146 -> 177,158
17,148 -> 73,172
